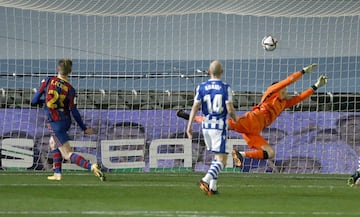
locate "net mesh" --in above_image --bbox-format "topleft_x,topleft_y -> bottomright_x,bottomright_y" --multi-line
0,0 -> 359,173
2,0 -> 360,17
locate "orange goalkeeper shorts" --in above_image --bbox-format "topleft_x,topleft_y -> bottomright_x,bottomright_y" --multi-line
228,111 -> 269,150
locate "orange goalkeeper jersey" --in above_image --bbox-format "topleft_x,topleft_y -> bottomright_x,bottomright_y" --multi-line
252,71 -> 314,128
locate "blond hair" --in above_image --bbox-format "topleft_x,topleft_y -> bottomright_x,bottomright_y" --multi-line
58,59 -> 72,76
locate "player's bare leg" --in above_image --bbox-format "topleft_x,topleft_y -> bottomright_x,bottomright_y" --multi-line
232,145 -> 275,167
261,145 -> 275,158
59,142 -> 106,181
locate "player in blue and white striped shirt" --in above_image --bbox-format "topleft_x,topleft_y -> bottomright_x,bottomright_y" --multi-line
187,60 -> 236,196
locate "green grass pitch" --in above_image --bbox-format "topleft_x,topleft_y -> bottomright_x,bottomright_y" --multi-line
0,172 -> 359,217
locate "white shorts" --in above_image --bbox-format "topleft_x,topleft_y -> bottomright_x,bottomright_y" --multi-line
202,128 -> 227,154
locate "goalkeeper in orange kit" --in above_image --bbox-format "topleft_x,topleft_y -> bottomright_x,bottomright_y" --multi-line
178,64 -> 328,167
230,64 -> 328,166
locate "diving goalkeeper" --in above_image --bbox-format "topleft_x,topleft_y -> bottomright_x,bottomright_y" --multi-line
179,64 -> 328,166
231,64 -> 328,166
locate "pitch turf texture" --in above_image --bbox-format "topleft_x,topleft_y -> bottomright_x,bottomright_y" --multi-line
0,173 -> 359,217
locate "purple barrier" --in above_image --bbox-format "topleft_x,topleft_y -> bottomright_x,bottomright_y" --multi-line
0,108 -> 359,173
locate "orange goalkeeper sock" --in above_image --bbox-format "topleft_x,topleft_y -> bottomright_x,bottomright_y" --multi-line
245,150 -> 265,159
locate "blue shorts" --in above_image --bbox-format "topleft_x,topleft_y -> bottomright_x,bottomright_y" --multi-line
47,120 -> 72,147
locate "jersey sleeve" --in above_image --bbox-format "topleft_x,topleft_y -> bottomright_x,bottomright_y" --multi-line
265,71 -> 304,95
225,85 -> 233,104
69,88 -> 87,131
194,85 -> 202,103
68,88 -> 76,109
31,78 -> 49,105
285,87 -> 314,108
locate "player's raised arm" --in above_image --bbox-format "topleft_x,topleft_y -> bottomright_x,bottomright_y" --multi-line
266,64 -> 318,94
285,75 -> 328,108
31,78 -> 49,106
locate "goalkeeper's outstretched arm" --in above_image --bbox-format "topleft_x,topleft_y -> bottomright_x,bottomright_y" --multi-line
286,75 -> 328,108
266,64 -> 318,94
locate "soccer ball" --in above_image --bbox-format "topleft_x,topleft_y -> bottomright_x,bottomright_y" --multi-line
261,35 -> 278,51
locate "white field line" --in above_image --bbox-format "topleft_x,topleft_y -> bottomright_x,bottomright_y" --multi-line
0,210 -> 359,216
0,182 -> 348,189
0,172 -> 347,180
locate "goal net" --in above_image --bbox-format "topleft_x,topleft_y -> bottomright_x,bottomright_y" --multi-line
0,0 -> 359,173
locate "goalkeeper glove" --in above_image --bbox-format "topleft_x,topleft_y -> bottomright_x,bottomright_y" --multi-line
302,63 -> 318,74
311,75 -> 328,91
314,75 -> 328,88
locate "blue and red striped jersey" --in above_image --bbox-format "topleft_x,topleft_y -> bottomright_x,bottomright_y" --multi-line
32,76 -> 87,131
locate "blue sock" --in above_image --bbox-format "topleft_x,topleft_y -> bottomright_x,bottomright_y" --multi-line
203,159 -> 224,183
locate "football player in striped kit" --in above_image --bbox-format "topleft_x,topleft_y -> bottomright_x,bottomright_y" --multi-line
31,59 -> 105,181
186,60 -> 236,196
